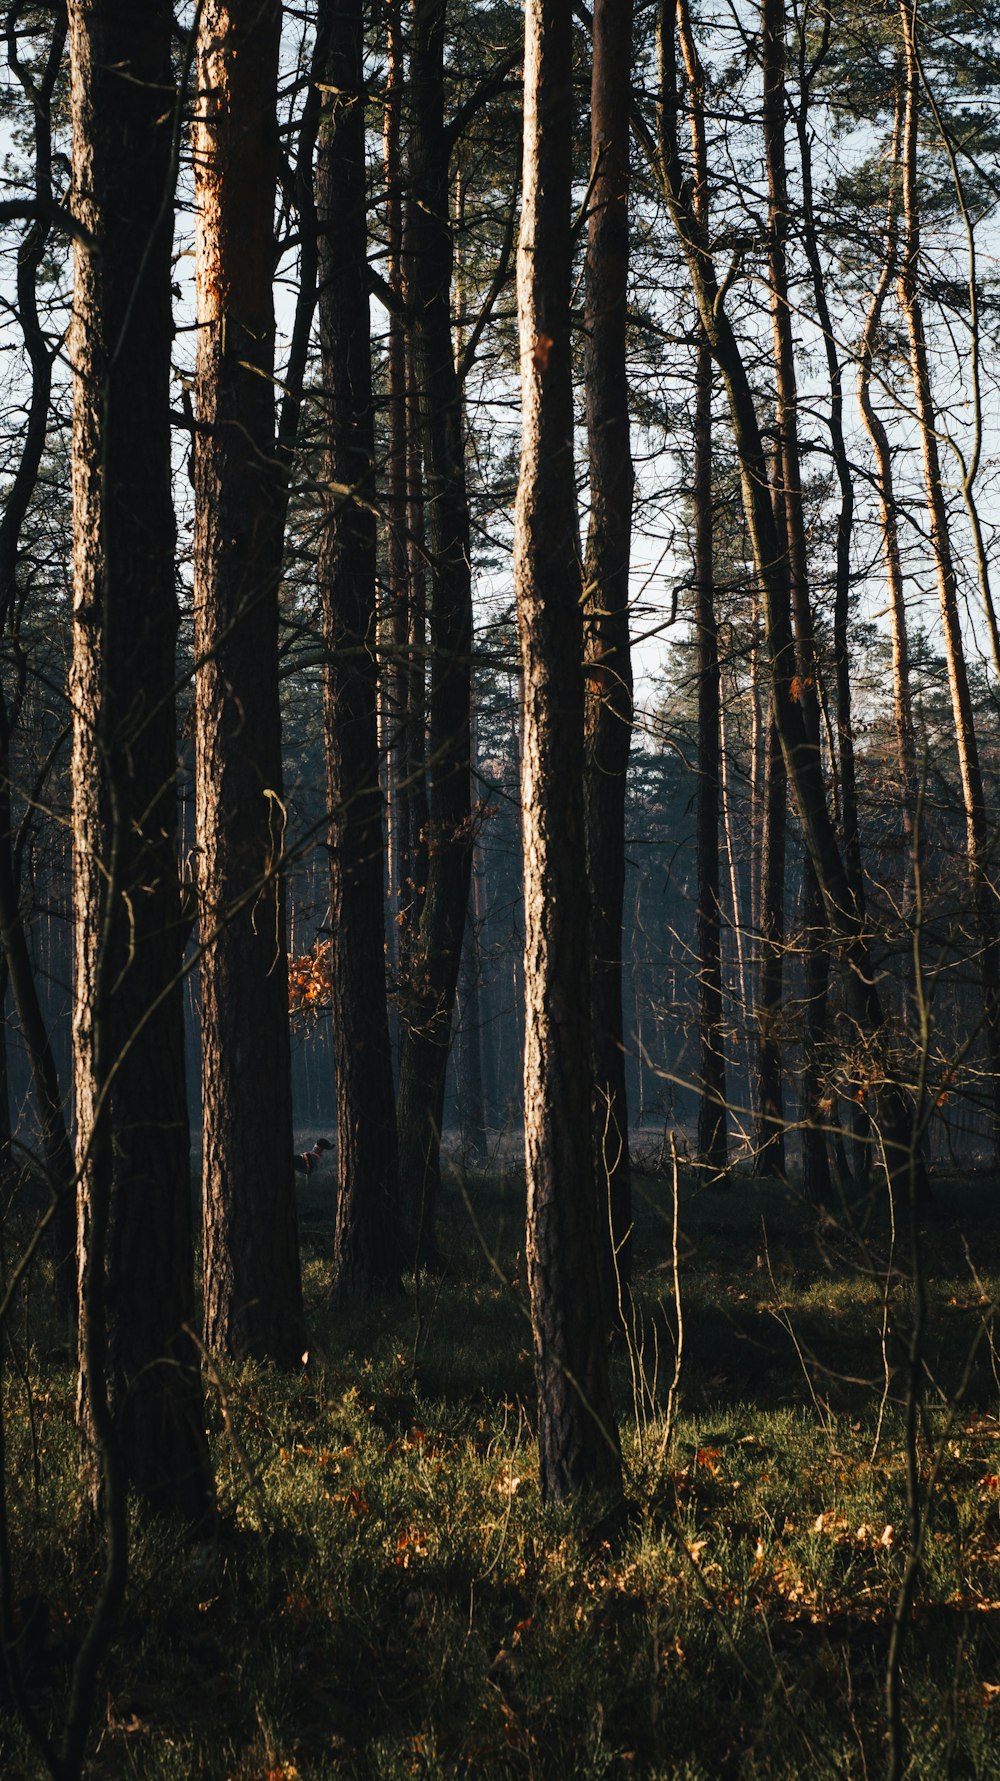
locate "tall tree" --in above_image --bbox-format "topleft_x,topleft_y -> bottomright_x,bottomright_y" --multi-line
193,0 -> 304,1361
0,7 -> 76,1315
761,0 -> 831,1201
69,0 -> 213,1520
676,6 -> 727,1177
395,0 -> 473,1258
316,0 -> 401,1296
583,0 -> 637,1281
516,0 -> 621,1506
895,0 -> 1000,1170
857,76 -> 918,873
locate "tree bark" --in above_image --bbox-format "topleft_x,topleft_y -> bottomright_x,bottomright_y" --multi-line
69,0 -> 213,1519
516,0 -> 621,1507
194,0 -> 304,1362
753,696 -> 787,1178
0,10 -> 76,1317
584,0 -> 636,1279
762,0 -> 831,1202
384,0 -> 409,959
396,0 -> 473,1259
316,0 -> 401,1297
676,15 -> 727,1177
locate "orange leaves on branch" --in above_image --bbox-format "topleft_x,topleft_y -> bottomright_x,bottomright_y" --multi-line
287,939 -> 331,1028
788,674 -> 815,704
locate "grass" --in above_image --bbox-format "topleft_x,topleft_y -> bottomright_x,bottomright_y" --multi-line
3,1154 -> 1000,1777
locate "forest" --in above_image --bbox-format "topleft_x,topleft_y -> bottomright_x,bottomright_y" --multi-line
2,0 -> 1000,1774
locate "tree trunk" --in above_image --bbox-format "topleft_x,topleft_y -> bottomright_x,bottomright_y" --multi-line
383,0 -> 408,958
0,11 -> 76,1317
676,0 -> 727,1182
194,0 -> 304,1362
584,0 -> 636,1280
690,336 -> 727,1176
516,0 -> 622,1507
753,700 -> 787,1178
857,78 -> 917,870
762,0 -> 831,1202
396,0 -> 473,1259
316,0 -> 401,1297
69,0 -> 213,1519
896,1 -> 1000,1170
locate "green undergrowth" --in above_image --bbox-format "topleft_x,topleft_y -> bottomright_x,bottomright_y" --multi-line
3,1161 -> 1000,1776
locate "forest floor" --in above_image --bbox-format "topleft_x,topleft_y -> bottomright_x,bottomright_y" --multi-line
3,1154 -> 1000,1777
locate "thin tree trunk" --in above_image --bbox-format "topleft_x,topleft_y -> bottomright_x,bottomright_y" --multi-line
396,0 -> 473,1259
857,77 -> 917,868
317,0 -> 401,1296
675,0 -> 727,1181
457,702 -> 486,1162
793,17 -> 862,904
754,699 -> 787,1177
516,0 -> 621,1508
896,0 -> 1000,1171
194,0 -> 304,1362
762,0 -> 830,1202
0,12 -> 76,1315
691,336 -> 727,1174
718,677 -> 752,1125
584,0 -> 636,1279
384,0 -> 408,956
69,0 -> 213,1519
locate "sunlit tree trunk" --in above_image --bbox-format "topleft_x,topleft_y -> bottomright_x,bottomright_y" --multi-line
69,0 -> 213,1518
194,0 -> 304,1361
517,0 -> 621,1506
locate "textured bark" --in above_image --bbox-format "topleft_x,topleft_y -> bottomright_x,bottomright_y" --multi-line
583,0 -> 636,1280
194,0 -> 303,1362
896,2 -> 1000,1169
516,0 -> 621,1508
396,0 -> 473,1257
317,0 -> 401,1297
69,0 -> 212,1518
